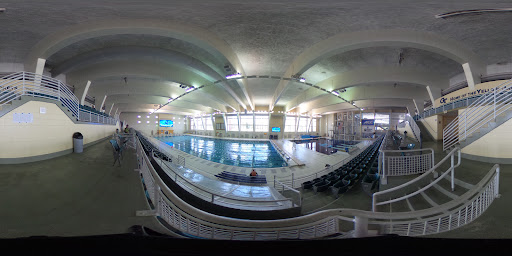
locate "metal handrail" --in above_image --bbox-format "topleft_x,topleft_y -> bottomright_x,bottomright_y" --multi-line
1,71 -> 118,125
373,147 -> 461,212
136,135 -> 500,239
443,79 -> 512,150
138,133 -> 297,208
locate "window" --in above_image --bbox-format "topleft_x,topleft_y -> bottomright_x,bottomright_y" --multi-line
285,116 -> 296,132
190,118 -> 197,130
311,118 -> 317,132
254,115 -> 269,132
205,116 -> 214,130
195,117 -> 204,130
227,115 -> 239,131
240,115 -> 253,132
297,117 -> 308,132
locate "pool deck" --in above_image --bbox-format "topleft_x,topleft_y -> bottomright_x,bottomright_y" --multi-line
154,158 -> 292,210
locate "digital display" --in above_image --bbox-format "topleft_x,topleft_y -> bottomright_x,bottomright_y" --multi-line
271,127 -> 281,132
159,120 -> 174,127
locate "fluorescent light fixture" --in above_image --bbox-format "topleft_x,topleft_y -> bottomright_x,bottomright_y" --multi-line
361,108 -> 364,111
186,87 -> 195,92
331,91 -> 339,96
352,103 -> 356,106
168,98 -> 173,102
226,73 -> 242,79
299,77 -> 306,82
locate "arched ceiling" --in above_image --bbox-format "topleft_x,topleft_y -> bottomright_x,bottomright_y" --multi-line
2,0 -> 512,115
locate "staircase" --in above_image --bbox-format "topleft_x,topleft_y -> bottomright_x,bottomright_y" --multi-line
443,79 -> 512,151
416,121 -> 434,142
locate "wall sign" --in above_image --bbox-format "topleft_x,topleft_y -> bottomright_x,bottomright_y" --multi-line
40,107 -> 46,114
13,113 -> 33,123
361,119 -> 375,125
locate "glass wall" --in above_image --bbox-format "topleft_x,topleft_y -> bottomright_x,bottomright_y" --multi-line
297,117 -> 308,132
205,116 -> 213,130
285,116 -> 296,132
254,115 -> 269,132
226,115 -> 239,131
240,115 -> 253,132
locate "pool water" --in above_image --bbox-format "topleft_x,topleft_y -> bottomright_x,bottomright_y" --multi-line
156,136 -> 288,168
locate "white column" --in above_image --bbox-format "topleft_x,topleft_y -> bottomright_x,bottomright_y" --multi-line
108,103 -> 115,115
35,58 -> 46,75
354,216 -> 369,238
100,95 -> 107,112
462,63 -> 480,91
412,99 -> 424,116
80,80 -> 91,105
114,108 -> 118,117
426,86 -> 442,108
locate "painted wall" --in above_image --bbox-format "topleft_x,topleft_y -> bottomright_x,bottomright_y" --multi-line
419,115 -> 440,140
0,101 -> 116,159
462,115 -> 512,159
119,112 -> 186,135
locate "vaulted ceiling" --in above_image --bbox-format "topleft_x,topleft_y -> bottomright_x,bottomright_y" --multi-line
2,0 -> 512,115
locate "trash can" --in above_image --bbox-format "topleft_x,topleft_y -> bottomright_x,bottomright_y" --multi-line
73,132 -> 83,153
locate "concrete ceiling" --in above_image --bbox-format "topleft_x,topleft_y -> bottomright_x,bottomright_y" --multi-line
2,0 -> 512,115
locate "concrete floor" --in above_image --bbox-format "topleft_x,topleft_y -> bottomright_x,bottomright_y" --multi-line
0,138 -> 510,239
0,140 -> 171,238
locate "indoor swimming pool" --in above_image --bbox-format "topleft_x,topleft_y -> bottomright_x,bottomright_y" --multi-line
292,138 -> 359,155
156,136 -> 288,168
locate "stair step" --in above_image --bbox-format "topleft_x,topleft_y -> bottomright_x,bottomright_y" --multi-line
419,190 -> 438,207
405,197 -> 415,211
442,175 -> 474,190
432,183 -> 459,200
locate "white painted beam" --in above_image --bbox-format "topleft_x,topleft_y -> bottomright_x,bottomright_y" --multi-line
80,81 -> 91,106
462,62 -> 481,91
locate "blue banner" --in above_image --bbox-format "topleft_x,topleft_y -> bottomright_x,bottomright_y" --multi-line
362,119 -> 375,126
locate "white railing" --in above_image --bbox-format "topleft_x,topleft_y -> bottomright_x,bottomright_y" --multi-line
379,148 -> 434,184
405,114 -> 421,143
137,132 -> 298,209
136,135 -> 500,239
0,71 -> 117,125
1,72 -> 79,117
373,147 -> 461,212
374,164 -> 500,236
443,79 -> 512,151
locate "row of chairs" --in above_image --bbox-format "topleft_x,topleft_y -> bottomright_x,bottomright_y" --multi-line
214,171 -> 267,184
301,136 -> 384,198
80,104 -> 110,118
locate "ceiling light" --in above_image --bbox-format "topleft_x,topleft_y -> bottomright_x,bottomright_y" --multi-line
186,87 -> 195,92
226,73 -> 242,79
352,103 -> 356,106
299,77 -> 306,83
168,98 -> 173,102
331,91 -> 339,96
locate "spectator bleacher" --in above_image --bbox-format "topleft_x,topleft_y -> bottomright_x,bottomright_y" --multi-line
301,136 -> 384,197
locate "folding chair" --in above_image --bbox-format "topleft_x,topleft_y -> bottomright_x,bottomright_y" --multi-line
109,139 -> 122,166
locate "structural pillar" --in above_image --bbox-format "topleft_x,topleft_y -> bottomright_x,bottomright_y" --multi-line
412,98 -> 424,117
462,63 -> 481,91
426,86 -> 442,108
100,95 -> 108,112
35,58 -> 46,75
80,81 -> 91,106
109,103 -> 115,115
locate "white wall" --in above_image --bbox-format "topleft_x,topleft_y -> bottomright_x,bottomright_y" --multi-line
420,115 -> 439,140
119,112 -> 186,135
0,101 -> 116,158
462,116 -> 512,159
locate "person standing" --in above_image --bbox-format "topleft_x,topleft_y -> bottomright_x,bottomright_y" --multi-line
124,125 -> 130,133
